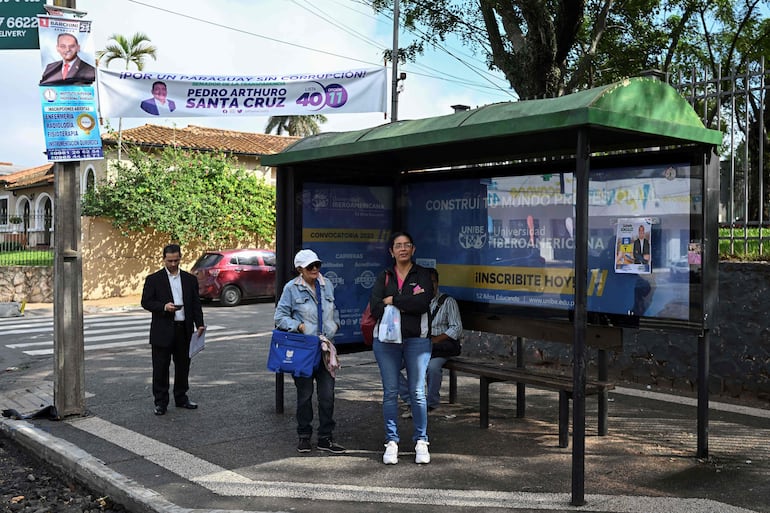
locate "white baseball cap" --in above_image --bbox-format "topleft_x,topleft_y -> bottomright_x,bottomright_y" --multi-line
294,249 -> 321,269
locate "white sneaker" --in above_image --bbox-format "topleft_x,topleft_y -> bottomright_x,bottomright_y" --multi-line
415,440 -> 430,464
383,441 -> 398,464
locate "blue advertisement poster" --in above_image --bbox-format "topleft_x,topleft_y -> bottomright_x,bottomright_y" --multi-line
40,85 -> 103,161
405,163 -> 699,321
301,183 -> 393,343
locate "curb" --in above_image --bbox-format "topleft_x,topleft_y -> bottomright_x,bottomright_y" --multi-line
0,417 -> 187,513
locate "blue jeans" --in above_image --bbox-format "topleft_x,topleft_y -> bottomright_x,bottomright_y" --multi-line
373,337 -> 431,443
399,356 -> 448,409
293,365 -> 335,440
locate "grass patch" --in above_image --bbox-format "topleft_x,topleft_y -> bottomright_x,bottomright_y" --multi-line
0,249 -> 54,266
719,227 -> 770,261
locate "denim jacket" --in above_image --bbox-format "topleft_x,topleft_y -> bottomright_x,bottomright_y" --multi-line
274,274 -> 340,339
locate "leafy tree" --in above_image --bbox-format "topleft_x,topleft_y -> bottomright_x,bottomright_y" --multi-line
371,0 -> 770,98
265,115 -> 328,136
96,33 -> 158,160
82,147 -> 275,247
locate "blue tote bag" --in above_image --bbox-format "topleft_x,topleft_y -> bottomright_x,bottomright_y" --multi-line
266,330 -> 321,377
267,281 -> 323,377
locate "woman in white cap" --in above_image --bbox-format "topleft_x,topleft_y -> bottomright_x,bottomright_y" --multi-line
274,249 -> 345,454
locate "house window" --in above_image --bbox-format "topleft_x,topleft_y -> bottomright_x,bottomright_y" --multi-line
0,197 -> 7,224
84,167 -> 96,194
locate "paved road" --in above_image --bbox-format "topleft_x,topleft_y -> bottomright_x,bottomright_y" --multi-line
1,302 -> 769,513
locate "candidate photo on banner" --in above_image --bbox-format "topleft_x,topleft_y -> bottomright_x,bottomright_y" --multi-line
38,15 -> 96,86
97,67 -> 387,118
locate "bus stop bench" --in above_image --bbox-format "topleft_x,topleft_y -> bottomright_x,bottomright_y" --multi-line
444,357 -> 615,448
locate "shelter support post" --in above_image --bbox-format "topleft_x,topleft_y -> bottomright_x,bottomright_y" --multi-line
274,166 -> 296,414
571,128 -> 590,506
697,331 -> 709,458
53,161 -> 85,417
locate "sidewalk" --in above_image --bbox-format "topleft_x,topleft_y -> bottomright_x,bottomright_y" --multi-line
21,294 -> 143,314
1,301 -> 769,513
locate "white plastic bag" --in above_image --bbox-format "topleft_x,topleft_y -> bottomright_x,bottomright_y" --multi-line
378,305 -> 402,343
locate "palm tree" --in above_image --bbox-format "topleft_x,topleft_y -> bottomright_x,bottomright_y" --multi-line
96,33 -> 157,160
265,115 -> 328,137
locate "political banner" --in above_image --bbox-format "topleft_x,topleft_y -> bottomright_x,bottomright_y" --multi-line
97,67 -> 388,118
37,15 -> 96,86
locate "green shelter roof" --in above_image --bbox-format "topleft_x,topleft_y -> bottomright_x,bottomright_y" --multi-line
262,77 -> 722,171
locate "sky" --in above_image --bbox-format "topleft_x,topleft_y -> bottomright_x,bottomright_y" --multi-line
0,0 -> 515,168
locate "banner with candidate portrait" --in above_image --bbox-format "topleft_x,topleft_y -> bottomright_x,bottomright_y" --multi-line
37,15 -> 96,86
97,67 -> 388,118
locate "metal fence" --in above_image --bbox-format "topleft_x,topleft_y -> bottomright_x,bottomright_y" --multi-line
0,210 -> 54,266
669,62 -> 770,259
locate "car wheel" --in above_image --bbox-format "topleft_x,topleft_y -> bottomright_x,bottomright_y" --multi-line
220,285 -> 242,307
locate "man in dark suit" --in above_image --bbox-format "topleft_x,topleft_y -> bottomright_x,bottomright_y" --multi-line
141,244 -> 205,416
633,224 -> 650,265
39,33 -> 96,86
140,81 -> 177,115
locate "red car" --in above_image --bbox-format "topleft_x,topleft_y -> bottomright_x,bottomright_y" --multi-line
191,249 -> 276,306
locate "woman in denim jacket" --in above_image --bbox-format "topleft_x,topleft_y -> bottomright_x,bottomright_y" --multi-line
274,249 -> 344,454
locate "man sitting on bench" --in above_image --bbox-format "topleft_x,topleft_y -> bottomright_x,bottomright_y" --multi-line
400,268 -> 463,415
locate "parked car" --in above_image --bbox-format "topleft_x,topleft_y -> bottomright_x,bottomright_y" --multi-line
191,249 -> 276,306
669,257 -> 689,280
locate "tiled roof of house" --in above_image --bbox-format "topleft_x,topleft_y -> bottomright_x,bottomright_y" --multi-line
0,163 -> 54,190
0,163 -> 31,176
102,124 -> 301,155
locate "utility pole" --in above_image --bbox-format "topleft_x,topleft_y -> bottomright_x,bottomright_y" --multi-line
390,0 -> 400,122
51,0 -> 85,417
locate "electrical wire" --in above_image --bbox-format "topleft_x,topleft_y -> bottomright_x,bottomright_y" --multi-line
124,0 -> 514,98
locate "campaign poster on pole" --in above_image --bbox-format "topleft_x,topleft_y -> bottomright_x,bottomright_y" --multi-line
37,15 -> 101,162
37,15 -> 96,86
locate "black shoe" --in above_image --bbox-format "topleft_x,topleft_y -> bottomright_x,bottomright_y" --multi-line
154,405 -> 166,416
297,438 -> 312,453
317,437 -> 346,454
175,400 -> 198,409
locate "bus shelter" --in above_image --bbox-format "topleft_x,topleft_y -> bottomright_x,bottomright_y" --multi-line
262,76 -> 722,505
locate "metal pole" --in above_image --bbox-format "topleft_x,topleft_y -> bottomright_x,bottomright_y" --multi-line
52,0 -> 85,417
696,332 -> 709,457
390,0 -> 400,122
571,128 -> 590,506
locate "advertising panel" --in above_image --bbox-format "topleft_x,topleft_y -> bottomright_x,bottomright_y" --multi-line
0,0 -> 45,50
301,183 -> 393,343
405,161 -> 700,322
39,85 -> 102,161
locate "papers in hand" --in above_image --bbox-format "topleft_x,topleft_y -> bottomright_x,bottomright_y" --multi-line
189,330 -> 205,358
